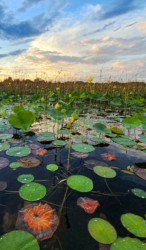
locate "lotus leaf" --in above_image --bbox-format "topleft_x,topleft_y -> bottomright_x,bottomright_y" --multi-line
93,123 -> 107,133
52,140 -> 66,146
111,237 -> 146,250
0,143 -> 10,151
0,134 -> 13,140
6,146 -> 31,157
88,217 -> 117,244
123,117 -> 141,128
72,143 -> 95,153
0,230 -> 40,250
121,213 -> 146,237
93,166 -> 116,178
9,162 -> 21,169
19,182 -> 47,201
112,137 -> 136,146
46,164 -> 58,172
67,175 -> 93,192
131,188 -> 146,198
17,174 -> 34,183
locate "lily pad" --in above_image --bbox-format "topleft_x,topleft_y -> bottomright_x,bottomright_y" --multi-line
93,123 -> 107,133
0,143 -> 10,151
121,213 -> 146,237
18,156 -> 41,168
6,146 -> 31,157
67,175 -> 93,192
9,162 -> 21,169
112,137 -> 136,146
111,237 -> 146,250
0,157 -> 9,169
131,188 -> 146,198
19,182 -> 47,201
0,230 -> 40,250
46,164 -> 58,172
88,217 -> 117,244
0,181 -> 7,191
93,166 -> 116,178
135,168 -> 146,180
52,140 -> 66,147
58,129 -> 70,135
72,143 -> 95,153
17,174 -> 34,183
0,134 -> 13,140
90,137 -> 103,143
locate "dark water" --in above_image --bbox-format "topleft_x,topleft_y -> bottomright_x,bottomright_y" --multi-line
0,134 -> 146,250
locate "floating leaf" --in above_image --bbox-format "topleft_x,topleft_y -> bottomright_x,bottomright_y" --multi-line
93,166 -> 116,178
0,134 -> 13,140
52,140 -> 66,147
88,218 -> 117,244
112,137 -> 136,146
0,143 -> 10,151
93,123 -> 107,133
46,164 -> 58,172
72,143 -> 95,153
134,168 -> 146,180
90,137 -> 103,143
121,170 -> 133,175
0,157 -> 9,169
9,162 -> 21,169
36,148 -> 47,155
0,230 -> 40,250
123,117 -> 141,128
111,237 -> 146,250
58,129 -> 70,135
84,160 -> 108,170
131,188 -> 146,198
121,213 -> 146,237
139,135 -> 146,143
71,152 -> 89,158
103,153 -> 116,161
111,127 -> 124,135
67,175 -> 93,192
77,197 -> 100,214
17,174 -> 34,183
18,156 -> 41,168
6,146 -> 31,157
19,182 -> 47,201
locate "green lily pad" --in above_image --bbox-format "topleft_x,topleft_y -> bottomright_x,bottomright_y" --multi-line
17,174 -> 34,183
0,230 -> 40,250
58,129 -> 70,135
6,146 -> 31,157
131,188 -> 146,198
112,137 -> 136,146
90,137 -> 103,143
72,143 -> 95,153
111,237 -> 146,250
121,213 -> 146,237
139,135 -> 146,143
9,162 -> 21,169
93,166 -> 116,178
52,140 -> 66,147
93,123 -> 107,133
88,217 -> 117,244
123,117 -> 141,128
0,134 -> 13,140
0,143 -> 10,151
39,131 -> 54,137
19,182 -> 46,201
67,175 -> 93,192
46,164 -> 58,172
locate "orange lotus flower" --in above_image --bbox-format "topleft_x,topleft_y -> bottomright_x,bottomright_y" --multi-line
36,148 -> 47,155
103,153 -> 116,161
24,203 -> 54,231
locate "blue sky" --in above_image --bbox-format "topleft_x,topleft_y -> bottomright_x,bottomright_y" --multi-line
0,0 -> 146,81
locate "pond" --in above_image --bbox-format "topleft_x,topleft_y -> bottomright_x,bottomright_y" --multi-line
0,125 -> 146,250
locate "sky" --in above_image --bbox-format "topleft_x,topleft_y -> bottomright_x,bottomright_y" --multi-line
0,0 -> 146,82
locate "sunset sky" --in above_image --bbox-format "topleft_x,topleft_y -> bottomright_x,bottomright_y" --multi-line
0,0 -> 146,82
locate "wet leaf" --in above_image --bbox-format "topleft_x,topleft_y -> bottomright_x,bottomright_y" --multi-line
131,188 -> 146,198
93,166 -> 116,178
72,143 -> 95,153
0,143 -> 10,151
9,162 -> 21,169
17,174 -> 34,183
77,197 -> 100,214
6,146 -> 31,157
19,182 -> 47,201
111,237 -> 146,250
18,156 -> 41,168
88,217 -> 117,244
46,164 -> 58,172
67,175 -> 93,192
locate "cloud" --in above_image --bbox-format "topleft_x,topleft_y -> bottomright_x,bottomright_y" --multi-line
19,0 -> 45,11
101,0 -> 142,19
0,49 -> 26,58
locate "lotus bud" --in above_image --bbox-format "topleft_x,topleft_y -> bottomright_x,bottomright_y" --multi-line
55,103 -> 60,110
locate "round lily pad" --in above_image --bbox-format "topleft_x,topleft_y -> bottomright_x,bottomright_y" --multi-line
131,188 -> 146,198
93,123 -> 107,133
112,137 -> 136,146
0,157 -> 9,169
88,217 -> 117,244
0,230 -> 40,250
72,143 -> 95,153
6,146 -> 31,157
19,182 -> 47,201
90,137 -> 103,143
0,134 -> 13,140
58,129 -> 70,135
93,166 -> 116,178
52,140 -> 66,147
0,143 -> 10,151
111,237 -> 146,250
18,156 -> 41,168
121,213 -> 146,237
9,162 -> 21,169
17,174 -> 34,183
67,175 -> 93,192
46,164 -> 58,172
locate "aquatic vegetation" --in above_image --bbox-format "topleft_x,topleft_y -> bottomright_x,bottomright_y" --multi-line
36,148 -> 47,155
19,182 -> 47,201
111,237 -> 146,250
17,174 -> 34,183
131,188 -> 146,198
46,164 -> 58,172
0,181 -> 7,191
6,146 -> 31,157
67,175 -> 93,192
71,143 -> 95,153
93,166 -> 117,178
16,203 -> 59,241
77,197 -> 100,214
0,157 -> 10,169
103,153 -> 116,161
18,156 -> 41,168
